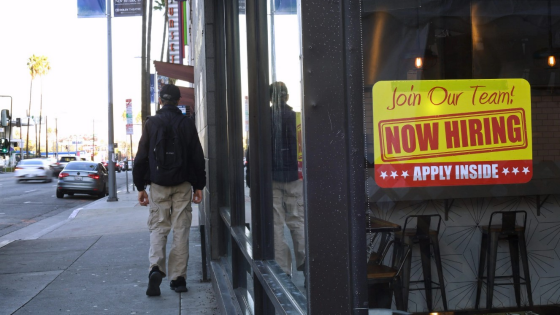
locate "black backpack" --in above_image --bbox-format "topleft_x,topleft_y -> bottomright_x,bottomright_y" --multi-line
151,115 -> 186,180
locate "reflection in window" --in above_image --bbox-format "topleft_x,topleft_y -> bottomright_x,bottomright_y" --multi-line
268,0 -> 306,293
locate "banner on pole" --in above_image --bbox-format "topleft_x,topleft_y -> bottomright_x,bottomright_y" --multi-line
126,99 -> 134,135
77,0 -> 106,18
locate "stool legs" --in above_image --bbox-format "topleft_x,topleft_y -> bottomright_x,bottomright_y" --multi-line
478,231 -> 533,309
431,234 -> 448,311
418,237 -> 434,311
518,232 -> 534,306
475,232 -> 488,309
400,236 -> 412,310
393,276 -> 406,311
486,231 -> 500,309
508,235 -> 521,307
399,235 -> 448,312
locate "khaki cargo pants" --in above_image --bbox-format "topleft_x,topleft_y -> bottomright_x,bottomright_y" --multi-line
147,182 -> 193,281
273,179 -> 306,276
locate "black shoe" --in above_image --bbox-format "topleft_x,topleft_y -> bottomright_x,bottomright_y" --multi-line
170,276 -> 188,293
146,266 -> 163,296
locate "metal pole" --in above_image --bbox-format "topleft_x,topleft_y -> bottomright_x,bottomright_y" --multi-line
107,0 -> 118,201
45,116 -> 48,158
93,119 -> 95,161
130,134 -> 134,191
125,135 -> 129,193
0,95 -> 12,164
55,118 -> 58,158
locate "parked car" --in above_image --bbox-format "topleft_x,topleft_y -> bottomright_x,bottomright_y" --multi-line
120,160 -> 133,171
58,156 -> 78,169
45,158 -> 63,176
56,161 -> 108,198
102,160 -> 121,172
14,159 -> 54,183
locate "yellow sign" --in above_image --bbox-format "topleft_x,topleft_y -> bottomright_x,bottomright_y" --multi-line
372,79 -> 532,188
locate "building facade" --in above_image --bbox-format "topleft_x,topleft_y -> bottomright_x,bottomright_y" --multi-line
188,0 -> 560,314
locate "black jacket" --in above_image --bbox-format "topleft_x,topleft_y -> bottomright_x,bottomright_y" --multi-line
133,105 -> 206,191
271,102 -> 299,182
246,102 -> 299,187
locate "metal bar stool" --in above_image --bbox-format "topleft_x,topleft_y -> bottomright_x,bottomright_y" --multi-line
394,214 -> 447,312
475,210 -> 533,309
367,241 -> 411,310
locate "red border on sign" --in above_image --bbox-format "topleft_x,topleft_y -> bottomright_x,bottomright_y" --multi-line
374,160 -> 532,188
378,108 -> 528,162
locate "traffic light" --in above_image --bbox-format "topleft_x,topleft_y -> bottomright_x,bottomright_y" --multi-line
15,118 -> 21,127
0,138 -> 8,154
0,109 -> 9,127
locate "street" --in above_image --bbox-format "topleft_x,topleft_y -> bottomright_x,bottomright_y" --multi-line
0,170 -> 135,238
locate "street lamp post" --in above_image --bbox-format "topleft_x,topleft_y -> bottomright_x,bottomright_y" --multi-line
106,0 -> 118,201
0,95 -> 12,166
0,95 -> 13,141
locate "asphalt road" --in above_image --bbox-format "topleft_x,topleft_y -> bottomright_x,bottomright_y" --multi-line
0,169 -> 135,238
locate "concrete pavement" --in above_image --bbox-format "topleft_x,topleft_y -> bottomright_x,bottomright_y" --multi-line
0,184 -> 219,315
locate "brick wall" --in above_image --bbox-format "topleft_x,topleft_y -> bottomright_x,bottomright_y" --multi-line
531,95 -> 560,161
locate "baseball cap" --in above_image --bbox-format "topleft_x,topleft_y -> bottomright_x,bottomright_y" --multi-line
160,84 -> 181,101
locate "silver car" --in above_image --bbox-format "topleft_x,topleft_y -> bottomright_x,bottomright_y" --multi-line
56,161 -> 108,198
14,159 -> 54,183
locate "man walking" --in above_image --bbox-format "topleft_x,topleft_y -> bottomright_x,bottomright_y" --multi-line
133,84 -> 206,297
270,81 -> 305,277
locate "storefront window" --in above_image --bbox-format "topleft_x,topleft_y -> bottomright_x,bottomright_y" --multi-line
363,0 -> 560,313
267,0 -> 306,293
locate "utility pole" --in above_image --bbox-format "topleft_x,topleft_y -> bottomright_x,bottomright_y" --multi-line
106,0 -> 118,201
55,118 -> 58,158
45,116 -> 48,158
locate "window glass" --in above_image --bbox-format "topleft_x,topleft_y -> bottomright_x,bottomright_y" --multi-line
363,0 -> 560,313
239,0 -> 254,304
268,0 -> 306,294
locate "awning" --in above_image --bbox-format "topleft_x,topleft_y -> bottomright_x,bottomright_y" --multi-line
153,61 -> 194,83
177,86 -> 194,108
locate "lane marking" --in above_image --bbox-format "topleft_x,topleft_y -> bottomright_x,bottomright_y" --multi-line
24,189 -> 37,193
69,207 -> 84,219
0,240 -> 15,249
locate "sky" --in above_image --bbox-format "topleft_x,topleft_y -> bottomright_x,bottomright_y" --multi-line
0,0 -> 166,146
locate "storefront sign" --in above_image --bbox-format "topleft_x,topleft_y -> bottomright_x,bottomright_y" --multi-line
114,0 -> 143,17
168,0 -> 182,64
372,79 -> 532,188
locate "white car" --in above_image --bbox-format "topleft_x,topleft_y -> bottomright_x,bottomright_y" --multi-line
14,159 -> 54,183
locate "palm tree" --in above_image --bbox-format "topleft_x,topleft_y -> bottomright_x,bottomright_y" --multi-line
25,55 -> 50,158
26,55 -> 39,158
37,56 -> 51,157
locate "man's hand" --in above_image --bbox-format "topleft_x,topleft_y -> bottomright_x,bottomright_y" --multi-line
192,189 -> 202,204
138,190 -> 149,206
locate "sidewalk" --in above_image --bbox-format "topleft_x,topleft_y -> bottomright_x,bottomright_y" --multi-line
0,185 -> 219,315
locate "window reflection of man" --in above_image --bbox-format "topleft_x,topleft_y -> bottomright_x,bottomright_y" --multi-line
270,81 -> 305,277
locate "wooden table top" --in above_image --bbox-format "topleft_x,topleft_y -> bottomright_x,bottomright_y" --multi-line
366,216 -> 401,233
